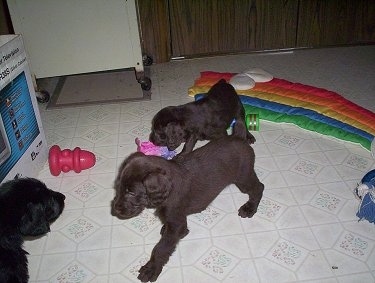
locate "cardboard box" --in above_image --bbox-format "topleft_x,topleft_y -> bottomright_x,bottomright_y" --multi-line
0,35 -> 47,183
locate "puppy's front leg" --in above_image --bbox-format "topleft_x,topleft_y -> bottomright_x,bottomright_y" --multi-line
138,220 -> 188,282
180,135 -> 197,155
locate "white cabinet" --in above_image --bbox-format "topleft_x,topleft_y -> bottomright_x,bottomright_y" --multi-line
6,0 -> 145,81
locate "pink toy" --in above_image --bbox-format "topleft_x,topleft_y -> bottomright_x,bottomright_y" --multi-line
48,145 -> 96,176
135,138 -> 176,160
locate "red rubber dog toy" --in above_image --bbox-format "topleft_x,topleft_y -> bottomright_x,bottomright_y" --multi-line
49,145 -> 96,176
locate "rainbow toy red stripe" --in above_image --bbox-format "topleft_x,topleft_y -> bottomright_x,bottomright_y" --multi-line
189,71 -> 375,151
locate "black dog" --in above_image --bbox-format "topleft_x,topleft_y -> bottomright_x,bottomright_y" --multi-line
112,136 -> 264,282
149,79 -> 256,155
0,178 -> 65,283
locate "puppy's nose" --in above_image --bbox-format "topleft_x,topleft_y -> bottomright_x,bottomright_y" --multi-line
56,192 -> 66,200
149,133 -> 155,143
112,201 -> 123,216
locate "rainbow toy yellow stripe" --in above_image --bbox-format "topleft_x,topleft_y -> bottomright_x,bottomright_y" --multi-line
189,71 -> 375,151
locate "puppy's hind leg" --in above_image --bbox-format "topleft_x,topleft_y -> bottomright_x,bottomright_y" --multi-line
236,176 -> 264,218
233,105 -> 256,144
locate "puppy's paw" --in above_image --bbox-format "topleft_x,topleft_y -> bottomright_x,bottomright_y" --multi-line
179,226 -> 190,239
247,133 -> 256,144
175,152 -> 188,159
138,261 -> 163,282
238,202 -> 257,218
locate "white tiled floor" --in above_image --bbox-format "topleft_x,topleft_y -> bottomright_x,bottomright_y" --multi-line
28,45 -> 375,282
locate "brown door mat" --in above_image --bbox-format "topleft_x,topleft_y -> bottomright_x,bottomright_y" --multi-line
43,68 -> 151,108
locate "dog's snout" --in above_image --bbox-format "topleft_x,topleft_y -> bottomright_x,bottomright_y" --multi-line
59,192 -> 66,200
149,132 -> 155,143
112,199 -> 124,216
113,202 -> 121,213
111,196 -> 143,219
150,131 -> 168,146
54,191 -> 66,201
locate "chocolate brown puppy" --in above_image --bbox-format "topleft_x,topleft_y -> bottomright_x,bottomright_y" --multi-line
150,79 -> 256,155
112,136 -> 264,282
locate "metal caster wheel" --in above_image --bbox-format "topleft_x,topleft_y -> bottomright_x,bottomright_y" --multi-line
36,89 -> 50,103
142,55 -> 153,66
139,77 -> 152,91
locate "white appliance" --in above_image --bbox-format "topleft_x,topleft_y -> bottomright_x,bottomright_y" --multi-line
6,0 -> 150,89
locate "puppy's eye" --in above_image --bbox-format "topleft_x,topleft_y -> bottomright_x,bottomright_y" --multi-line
159,133 -> 166,140
126,190 -> 135,196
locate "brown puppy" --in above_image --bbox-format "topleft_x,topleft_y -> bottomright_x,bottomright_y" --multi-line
111,136 -> 264,282
149,79 -> 256,155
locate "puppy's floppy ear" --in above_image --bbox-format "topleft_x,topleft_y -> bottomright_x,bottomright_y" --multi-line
19,202 -> 50,236
143,169 -> 173,207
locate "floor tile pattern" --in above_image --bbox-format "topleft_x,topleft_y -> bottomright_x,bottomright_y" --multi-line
27,45 -> 375,282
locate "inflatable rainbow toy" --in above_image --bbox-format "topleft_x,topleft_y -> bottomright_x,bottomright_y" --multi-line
189,71 -> 375,153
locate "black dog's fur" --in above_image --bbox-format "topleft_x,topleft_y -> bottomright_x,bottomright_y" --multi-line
0,178 -> 65,283
112,136 -> 264,282
149,79 -> 256,155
